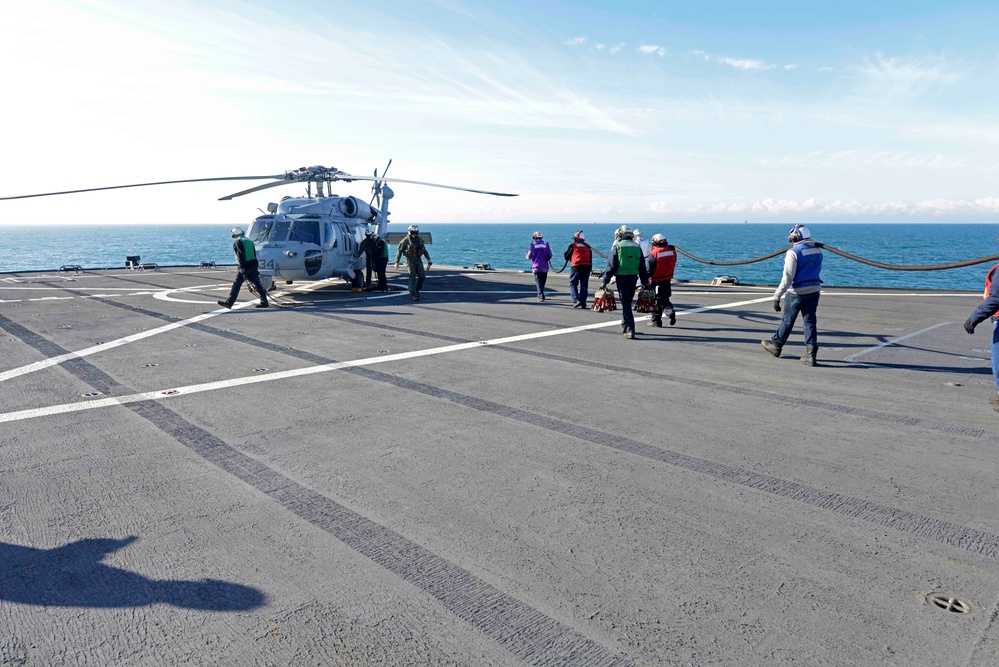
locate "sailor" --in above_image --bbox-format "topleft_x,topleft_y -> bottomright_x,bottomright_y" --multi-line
962,248 -> 999,411
761,224 -> 822,365
526,231 -> 552,302
563,230 -> 592,309
601,225 -> 650,339
355,230 -> 376,289
394,224 -> 432,301
356,230 -> 389,291
645,233 -> 677,327
218,227 -> 269,309
633,228 -> 651,257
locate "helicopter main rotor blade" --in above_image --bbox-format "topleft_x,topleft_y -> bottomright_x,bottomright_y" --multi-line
336,173 -> 517,197
218,180 -> 295,201
0,175 -> 288,201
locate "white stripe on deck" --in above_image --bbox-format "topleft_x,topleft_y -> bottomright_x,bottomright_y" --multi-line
0,296 -> 772,424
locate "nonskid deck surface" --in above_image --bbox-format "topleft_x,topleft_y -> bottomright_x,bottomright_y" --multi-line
2,265 -> 998,666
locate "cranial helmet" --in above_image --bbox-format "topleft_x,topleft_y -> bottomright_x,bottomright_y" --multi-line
651,233 -> 667,245
231,227 -> 245,238
574,230 -> 585,240
617,224 -> 633,239
533,230 -> 543,239
408,224 -> 419,233
365,230 -> 373,236
788,224 -> 811,243
633,228 -> 642,238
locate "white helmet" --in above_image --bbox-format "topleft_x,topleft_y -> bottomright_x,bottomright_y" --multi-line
633,228 -> 642,238
408,224 -> 419,233
533,230 -> 543,239
651,233 -> 667,245
231,227 -> 245,238
617,224 -> 633,239
788,224 -> 811,243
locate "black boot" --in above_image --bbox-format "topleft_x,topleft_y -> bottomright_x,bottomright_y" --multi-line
217,300 -> 232,309
800,344 -> 818,366
761,339 -> 783,357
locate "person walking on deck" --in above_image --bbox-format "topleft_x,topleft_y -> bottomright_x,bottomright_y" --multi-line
761,224 -> 822,365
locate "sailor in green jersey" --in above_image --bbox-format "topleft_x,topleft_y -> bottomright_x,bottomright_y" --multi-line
601,225 -> 650,339
218,227 -> 269,309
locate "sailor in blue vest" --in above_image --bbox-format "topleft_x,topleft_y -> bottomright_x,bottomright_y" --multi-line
761,224 -> 821,365
218,227 -> 269,309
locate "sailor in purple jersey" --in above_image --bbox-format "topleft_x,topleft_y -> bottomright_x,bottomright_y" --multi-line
526,231 -> 552,302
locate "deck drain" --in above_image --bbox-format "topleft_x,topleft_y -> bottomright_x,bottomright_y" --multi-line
142,363 -> 159,368
183,344 -> 198,348
81,392 -> 102,398
253,368 -> 269,372
160,389 -> 180,396
926,593 -> 973,614
377,349 -> 389,354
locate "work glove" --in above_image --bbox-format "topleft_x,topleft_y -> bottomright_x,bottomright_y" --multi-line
964,318 -> 976,335
427,260 -> 433,268
773,299 -> 782,313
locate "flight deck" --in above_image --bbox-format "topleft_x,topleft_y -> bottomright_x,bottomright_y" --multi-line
2,265 -> 998,666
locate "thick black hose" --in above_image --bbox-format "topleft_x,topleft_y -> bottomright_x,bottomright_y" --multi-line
674,243 -> 999,271
814,243 -> 999,271
674,246 -> 787,266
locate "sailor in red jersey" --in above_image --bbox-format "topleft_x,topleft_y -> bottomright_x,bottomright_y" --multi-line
563,230 -> 592,309
963,256 -> 999,411
645,234 -> 677,327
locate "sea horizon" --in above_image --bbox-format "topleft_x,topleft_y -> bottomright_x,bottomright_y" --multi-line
3,222 -> 998,291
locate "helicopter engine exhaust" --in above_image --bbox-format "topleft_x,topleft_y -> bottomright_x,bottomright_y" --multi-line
338,196 -> 378,222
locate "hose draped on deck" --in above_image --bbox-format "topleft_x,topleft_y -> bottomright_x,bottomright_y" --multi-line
675,243 -> 999,271
550,243 -> 999,273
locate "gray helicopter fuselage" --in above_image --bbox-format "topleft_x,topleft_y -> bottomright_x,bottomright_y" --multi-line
247,194 -> 385,287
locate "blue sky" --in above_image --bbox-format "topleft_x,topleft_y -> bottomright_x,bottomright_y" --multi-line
2,0 -> 998,225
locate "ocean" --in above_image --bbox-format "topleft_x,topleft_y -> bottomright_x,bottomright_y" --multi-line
2,222 -> 997,291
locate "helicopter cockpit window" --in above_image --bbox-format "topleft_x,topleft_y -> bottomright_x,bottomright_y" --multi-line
248,219 -> 273,243
249,219 -> 291,242
290,219 -> 321,245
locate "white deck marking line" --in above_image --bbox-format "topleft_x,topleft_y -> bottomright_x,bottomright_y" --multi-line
0,286 -> 205,291
0,280 -> 337,384
0,296 -> 773,424
844,322 -> 955,365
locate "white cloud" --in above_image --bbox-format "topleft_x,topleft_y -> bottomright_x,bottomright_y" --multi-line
856,54 -> 963,98
564,36 -> 586,46
680,197 -> 999,219
595,43 -> 605,50
649,201 -> 669,212
610,43 -> 626,54
784,63 -> 798,71
638,45 -> 666,57
717,56 -> 772,71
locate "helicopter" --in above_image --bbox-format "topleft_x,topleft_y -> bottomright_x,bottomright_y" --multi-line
0,162 -> 517,291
